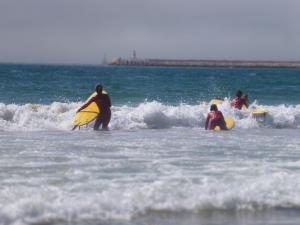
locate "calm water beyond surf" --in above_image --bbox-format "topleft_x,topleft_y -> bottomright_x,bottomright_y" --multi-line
0,64 -> 300,225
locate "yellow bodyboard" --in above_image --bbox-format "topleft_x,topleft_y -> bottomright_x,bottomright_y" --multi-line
214,117 -> 234,131
209,98 -> 268,118
242,106 -> 268,117
241,105 -> 248,110
72,91 -> 105,127
209,99 -> 224,105
251,108 -> 268,117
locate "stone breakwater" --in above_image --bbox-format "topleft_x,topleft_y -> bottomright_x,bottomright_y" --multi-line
110,58 -> 300,68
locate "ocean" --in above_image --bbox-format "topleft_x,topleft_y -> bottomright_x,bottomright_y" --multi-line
0,63 -> 300,225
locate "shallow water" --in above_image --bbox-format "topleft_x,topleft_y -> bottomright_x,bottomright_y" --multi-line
1,129 -> 300,225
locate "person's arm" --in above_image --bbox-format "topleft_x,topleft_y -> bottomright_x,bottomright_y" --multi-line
243,98 -> 249,108
220,112 -> 228,130
231,97 -> 238,107
77,97 -> 95,113
243,94 -> 249,107
106,94 -> 111,108
205,114 -> 210,130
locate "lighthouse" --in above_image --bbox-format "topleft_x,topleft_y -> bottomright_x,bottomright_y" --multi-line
132,50 -> 137,60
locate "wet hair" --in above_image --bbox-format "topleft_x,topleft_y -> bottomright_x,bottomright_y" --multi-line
210,104 -> 218,111
95,84 -> 103,94
236,90 -> 243,98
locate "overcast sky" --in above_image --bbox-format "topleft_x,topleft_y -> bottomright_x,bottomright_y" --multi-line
0,0 -> 299,64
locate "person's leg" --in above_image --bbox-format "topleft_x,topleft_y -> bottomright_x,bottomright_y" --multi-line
101,111 -> 111,130
94,115 -> 103,130
220,120 -> 228,130
209,119 -> 218,130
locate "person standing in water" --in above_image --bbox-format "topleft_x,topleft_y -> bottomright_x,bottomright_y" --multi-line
77,84 -> 111,130
205,104 -> 227,130
230,90 -> 249,109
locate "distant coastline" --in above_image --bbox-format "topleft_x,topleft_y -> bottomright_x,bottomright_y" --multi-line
110,58 -> 300,68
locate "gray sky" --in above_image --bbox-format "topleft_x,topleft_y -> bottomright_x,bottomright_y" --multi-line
0,0 -> 299,64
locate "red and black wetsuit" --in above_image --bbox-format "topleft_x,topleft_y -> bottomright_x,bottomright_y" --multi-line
205,110 -> 227,130
230,97 -> 247,110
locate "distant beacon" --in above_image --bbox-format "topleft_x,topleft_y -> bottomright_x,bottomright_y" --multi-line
133,50 -> 137,59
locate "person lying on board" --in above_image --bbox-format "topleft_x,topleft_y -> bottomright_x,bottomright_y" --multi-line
230,90 -> 249,109
77,84 -> 111,130
205,104 -> 227,130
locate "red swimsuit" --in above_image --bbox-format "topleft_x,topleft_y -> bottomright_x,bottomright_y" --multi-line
230,97 -> 247,109
205,111 -> 226,130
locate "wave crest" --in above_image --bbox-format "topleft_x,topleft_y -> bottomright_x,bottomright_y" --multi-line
0,101 -> 299,131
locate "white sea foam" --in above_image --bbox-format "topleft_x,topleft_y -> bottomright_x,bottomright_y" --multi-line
1,171 -> 300,225
0,117 -> 299,225
0,101 -> 299,131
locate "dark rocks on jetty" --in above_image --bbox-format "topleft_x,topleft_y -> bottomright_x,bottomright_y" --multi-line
110,58 -> 300,68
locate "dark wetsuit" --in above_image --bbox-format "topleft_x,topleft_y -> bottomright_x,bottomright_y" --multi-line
205,110 -> 227,130
91,93 -> 111,130
230,97 -> 248,110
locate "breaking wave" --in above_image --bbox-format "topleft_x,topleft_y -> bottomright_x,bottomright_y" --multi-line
0,100 -> 299,131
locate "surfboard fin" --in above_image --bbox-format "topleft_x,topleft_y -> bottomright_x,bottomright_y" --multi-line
72,125 -> 78,131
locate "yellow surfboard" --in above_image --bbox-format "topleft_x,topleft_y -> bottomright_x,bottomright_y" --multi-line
72,90 -> 107,128
214,117 -> 235,131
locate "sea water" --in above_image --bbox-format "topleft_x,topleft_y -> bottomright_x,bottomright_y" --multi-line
0,64 -> 300,225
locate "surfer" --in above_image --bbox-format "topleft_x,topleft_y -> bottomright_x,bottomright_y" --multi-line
230,90 -> 249,109
205,104 -> 227,130
77,84 -> 111,130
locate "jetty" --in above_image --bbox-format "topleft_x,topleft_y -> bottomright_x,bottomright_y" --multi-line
110,57 -> 300,68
